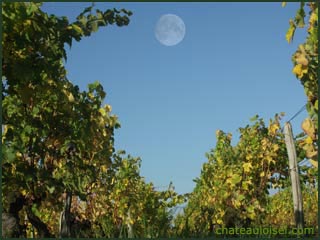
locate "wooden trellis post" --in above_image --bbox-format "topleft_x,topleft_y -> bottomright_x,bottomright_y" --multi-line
284,122 -> 304,231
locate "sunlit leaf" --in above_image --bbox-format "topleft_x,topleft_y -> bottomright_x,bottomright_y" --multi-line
309,159 -> 318,168
243,162 -> 253,173
301,118 -> 316,139
292,64 -> 308,78
286,19 -> 296,43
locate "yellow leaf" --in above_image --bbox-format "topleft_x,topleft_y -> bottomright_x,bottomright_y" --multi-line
68,93 -> 74,102
266,156 -> 275,164
306,149 -> 317,159
309,12 -> 317,25
301,118 -> 316,140
63,89 -> 74,102
99,108 -> 106,117
309,159 -> 318,168
123,179 -> 129,187
305,136 -> 313,144
25,19 -> 32,26
105,104 -> 112,112
21,189 -> 27,196
261,138 -> 268,151
243,162 -> 253,173
48,79 -> 55,86
216,219 -> 223,225
292,64 -> 301,75
215,129 -> 223,138
272,144 -> 280,151
102,129 -> 107,137
101,165 -> 107,172
233,199 -> 241,208
292,64 -> 308,78
281,2 -> 287,7
2,125 -> 8,143
269,123 -> 279,135
98,117 -> 106,128
217,157 -> 223,165
88,92 -> 95,99
11,164 -> 16,174
219,209 -> 225,218
286,19 -> 296,43
260,171 -> 265,177
295,53 -> 308,66
15,50 -> 26,59
111,177 -> 115,185
242,181 -> 249,190
226,178 -> 231,184
227,174 -> 242,186
247,211 -> 256,219
298,44 -> 306,54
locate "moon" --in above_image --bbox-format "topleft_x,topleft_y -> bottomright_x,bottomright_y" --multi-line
155,14 -> 186,46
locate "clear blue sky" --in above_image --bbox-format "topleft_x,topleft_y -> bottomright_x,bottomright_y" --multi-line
42,2 -> 309,194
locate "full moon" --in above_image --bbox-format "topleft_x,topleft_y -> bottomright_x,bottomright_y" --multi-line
155,14 -> 186,46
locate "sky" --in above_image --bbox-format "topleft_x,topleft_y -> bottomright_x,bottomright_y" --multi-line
41,2 -> 309,195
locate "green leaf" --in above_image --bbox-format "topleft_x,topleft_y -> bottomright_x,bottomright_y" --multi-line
249,114 -> 259,122
88,80 -> 100,91
121,9 -> 133,16
77,14 -> 87,26
32,204 -> 41,217
2,2 -> 135,234
96,9 -> 104,20
23,125 -> 32,135
231,174 -> 242,185
80,5 -> 93,17
46,186 -> 55,194
237,194 -> 245,201
72,24 -> 84,35
32,106 -> 40,116
26,3 -> 38,16
25,32 -> 31,42
90,20 -> 98,32
2,145 -> 16,164
32,21 -> 41,32
247,205 -> 255,214
294,4 -> 305,28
